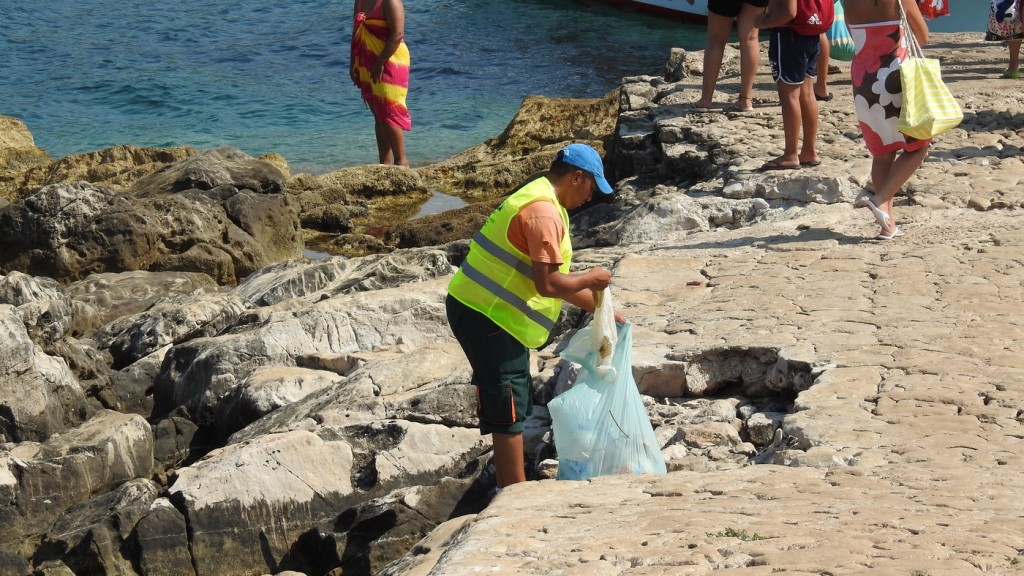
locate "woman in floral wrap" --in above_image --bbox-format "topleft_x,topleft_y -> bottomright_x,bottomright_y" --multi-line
844,0 -> 930,239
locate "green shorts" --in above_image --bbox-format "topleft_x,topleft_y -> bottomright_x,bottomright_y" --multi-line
446,295 -> 533,435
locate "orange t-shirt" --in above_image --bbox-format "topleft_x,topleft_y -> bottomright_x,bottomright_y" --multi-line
507,198 -> 565,265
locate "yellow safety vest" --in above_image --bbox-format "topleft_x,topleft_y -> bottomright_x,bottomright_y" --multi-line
448,176 -> 573,348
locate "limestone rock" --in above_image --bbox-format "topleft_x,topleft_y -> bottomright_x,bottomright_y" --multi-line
133,498 -> 197,576
152,277 -> 454,430
166,422 -> 488,576
0,115 -> 52,203
32,478 -> 160,574
0,552 -> 31,576
0,271 -> 74,348
234,245 -> 456,307
288,165 -> 428,257
93,290 -> 250,370
0,177 -> 302,284
227,341 -> 476,445
0,410 -> 153,557
66,270 -> 220,337
0,305 -> 87,443
129,146 -> 284,196
103,346 -> 167,417
308,477 -> 492,576
214,365 -> 346,440
664,47 -> 688,83
416,92 -> 619,201
0,115 -> 41,150
152,413 -> 199,480
12,144 -> 195,201
0,272 -> 113,385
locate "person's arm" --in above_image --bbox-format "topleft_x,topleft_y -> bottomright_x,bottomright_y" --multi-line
532,261 -> 609,300
901,0 -> 929,46
349,0 -> 361,83
532,262 -> 626,323
372,0 -> 405,82
754,0 -> 797,30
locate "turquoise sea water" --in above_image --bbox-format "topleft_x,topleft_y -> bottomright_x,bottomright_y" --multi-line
1,0 -> 991,173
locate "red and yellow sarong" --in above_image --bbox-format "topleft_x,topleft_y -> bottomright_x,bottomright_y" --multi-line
351,8 -> 411,131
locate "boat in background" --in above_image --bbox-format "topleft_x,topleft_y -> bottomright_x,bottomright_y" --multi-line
593,0 -> 709,22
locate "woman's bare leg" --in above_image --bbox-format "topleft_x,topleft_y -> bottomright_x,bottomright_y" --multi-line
374,119 -> 408,166
697,13 -> 735,108
869,146 -> 929,233
736,4 -> 762,110
374,121 -> 393,164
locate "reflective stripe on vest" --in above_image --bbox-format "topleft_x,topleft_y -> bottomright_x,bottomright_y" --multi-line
447,176 -> 572,348
458,259 -> 555,332
470,231 -> 534,278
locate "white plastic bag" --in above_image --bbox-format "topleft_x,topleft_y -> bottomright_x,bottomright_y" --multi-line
548,290 -> 667,480
559,287 -> 618,381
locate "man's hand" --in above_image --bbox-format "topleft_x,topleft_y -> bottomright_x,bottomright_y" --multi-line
584,267 -> 612,291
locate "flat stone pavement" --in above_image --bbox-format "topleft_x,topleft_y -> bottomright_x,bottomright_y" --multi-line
390,33 -> 1024,575
399,203 -> 1024,575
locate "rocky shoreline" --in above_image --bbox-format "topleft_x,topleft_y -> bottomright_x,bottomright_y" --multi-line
1,32 -> 1023,575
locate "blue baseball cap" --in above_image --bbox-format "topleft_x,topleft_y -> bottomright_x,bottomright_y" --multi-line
557,143 -> 614,195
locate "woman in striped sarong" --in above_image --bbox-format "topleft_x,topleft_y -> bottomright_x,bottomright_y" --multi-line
350,0 -> 411,166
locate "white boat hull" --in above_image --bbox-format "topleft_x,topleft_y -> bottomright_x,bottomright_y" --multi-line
598,0 -> 709,22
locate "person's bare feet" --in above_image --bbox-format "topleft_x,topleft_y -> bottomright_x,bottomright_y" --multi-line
693,99 -> 713,111
759,156 -> 801,170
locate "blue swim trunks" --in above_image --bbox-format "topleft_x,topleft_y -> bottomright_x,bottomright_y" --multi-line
768,28 -> 821,85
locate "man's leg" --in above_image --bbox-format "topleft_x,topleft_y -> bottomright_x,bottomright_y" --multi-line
446,295 -> 529,489
774,80 -> 803,166
798,77 -> 820,165
814,34 -> 831,100
492,432 -> 526,488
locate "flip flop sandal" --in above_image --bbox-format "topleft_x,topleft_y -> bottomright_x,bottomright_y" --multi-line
876,226 -> 903,240
864,198 -> 894,235
815,92 -> 834,102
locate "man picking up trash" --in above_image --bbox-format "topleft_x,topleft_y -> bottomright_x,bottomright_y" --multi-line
446,143 -> 625,490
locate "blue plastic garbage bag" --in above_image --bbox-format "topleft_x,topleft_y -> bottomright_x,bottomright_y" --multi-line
548,317 -> 667,480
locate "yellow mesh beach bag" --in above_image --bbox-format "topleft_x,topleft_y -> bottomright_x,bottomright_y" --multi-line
896,2 -> 963,139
